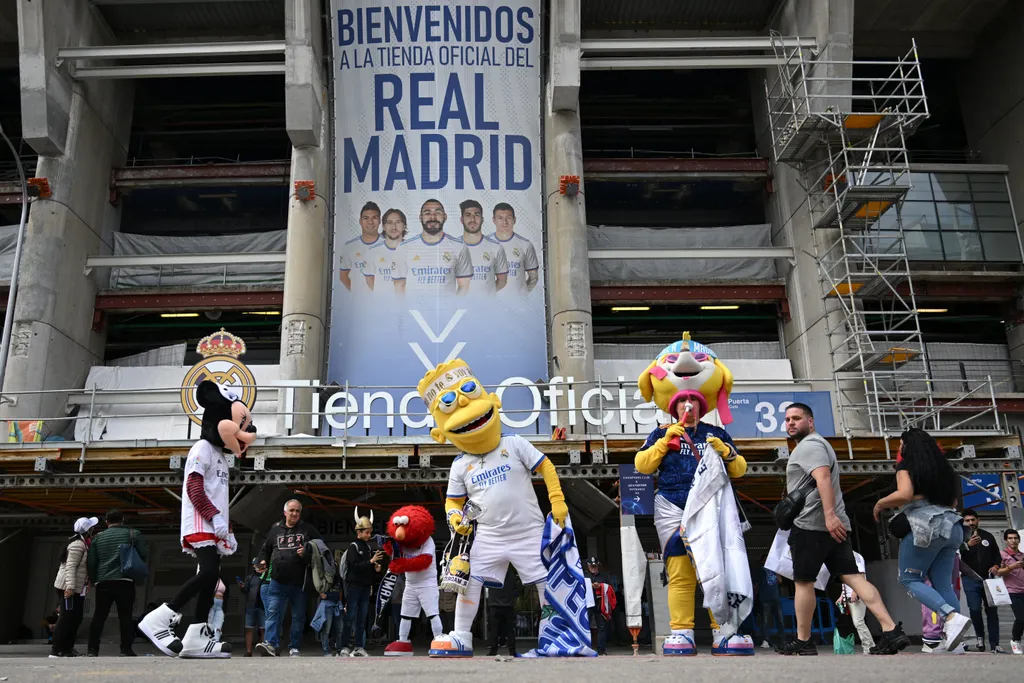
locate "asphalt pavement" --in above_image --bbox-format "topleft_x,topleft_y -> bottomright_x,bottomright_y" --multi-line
0,647 -> 1019,683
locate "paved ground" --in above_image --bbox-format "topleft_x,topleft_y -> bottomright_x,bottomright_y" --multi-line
0,646 -> 1020,683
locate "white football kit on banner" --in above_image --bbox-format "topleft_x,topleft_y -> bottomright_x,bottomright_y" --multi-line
446,434 -> 547,585
366,241 -> 400,288
494,233 -> 538,293
339,235 -> 380,292
391,234 -> 473,293
463,235 -> 509,292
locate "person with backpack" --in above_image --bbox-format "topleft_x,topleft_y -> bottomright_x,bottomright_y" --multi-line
86,509 -> 149,657
339,509 -> 384,656
309,539 -> 344,656
50,516 -> 99,658
255,499 -> 321,657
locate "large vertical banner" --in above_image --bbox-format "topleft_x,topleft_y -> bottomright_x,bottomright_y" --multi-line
328,1 -> 546,436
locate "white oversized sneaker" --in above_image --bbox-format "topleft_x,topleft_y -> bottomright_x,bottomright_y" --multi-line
1011,640 -> 1022,655
711,628 -> 755,656
663,629 -> 696,656
428,631 -> 473,658
138,603 -> 183,657
179,623 -> 231,659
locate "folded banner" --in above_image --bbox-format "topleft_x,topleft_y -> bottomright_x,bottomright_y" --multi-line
522,514 -> 597,658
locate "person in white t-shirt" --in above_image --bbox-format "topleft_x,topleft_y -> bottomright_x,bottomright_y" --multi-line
416,359 -> 568,658
492,203 -> 539,294
366,208 -> 407,291
392,199 -> 473,295
459,199 -> 508,293
339,201 -> 381,293
139,381 -> 254,659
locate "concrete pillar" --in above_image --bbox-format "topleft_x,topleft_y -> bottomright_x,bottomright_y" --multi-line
545,0 -> 594,413
277,0 -> 328,434
2,1 -> 132,435
754,0 -> 864,436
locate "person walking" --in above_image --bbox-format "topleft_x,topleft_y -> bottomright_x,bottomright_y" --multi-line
754,558 -> 784,648
872,427 -> 972,653
238,558 -> 268,657
996,529 -> 1024,654
959,508 -> 1005,652
777,403 -> 908,656
255,499 -> 321,657
50,516 -> 99,658
86,509 -> 148,657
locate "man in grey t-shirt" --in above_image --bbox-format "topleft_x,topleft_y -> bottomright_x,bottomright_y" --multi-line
776,402 -> 908,657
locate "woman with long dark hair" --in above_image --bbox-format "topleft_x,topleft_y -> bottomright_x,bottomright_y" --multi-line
873,427 -> 972,653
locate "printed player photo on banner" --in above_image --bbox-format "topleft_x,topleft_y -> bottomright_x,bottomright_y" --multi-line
327,1 -> 547,436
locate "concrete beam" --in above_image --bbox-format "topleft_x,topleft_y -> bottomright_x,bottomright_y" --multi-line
111,162 -> 291,189
94,288 -> 284,312
590,284 -> 788,303
583,157 -> 770,181
284,0 -> 323,148
548,0 -> 580,113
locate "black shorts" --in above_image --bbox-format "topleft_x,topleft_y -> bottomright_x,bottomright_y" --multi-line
788,527 -> 860,582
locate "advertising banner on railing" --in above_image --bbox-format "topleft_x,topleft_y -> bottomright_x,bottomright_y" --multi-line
327,0 -> 546,435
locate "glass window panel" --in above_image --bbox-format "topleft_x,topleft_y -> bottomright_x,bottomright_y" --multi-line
935,202 -> 976,231
940,231 -> 983,261
930,173 -> 972,202
968,174 -> 1011,202
897,202 -> 939,231
905,173 -> 934,201
975,203 -> 1016,231
981,232 -> 1022,262
904,231 -> 945,260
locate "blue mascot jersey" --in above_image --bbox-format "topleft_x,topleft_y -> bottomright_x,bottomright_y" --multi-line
641,423 -> 738,510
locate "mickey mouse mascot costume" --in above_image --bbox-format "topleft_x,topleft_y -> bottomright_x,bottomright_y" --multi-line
139,380 -> 256,658
383,505 -> 443,656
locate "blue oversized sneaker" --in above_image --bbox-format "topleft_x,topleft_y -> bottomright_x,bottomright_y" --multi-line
428,631 -> 473,658
712,628 -> 755,656
663,629 -> 697,656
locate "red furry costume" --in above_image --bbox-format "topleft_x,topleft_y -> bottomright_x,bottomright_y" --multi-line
382,505 -> 442,656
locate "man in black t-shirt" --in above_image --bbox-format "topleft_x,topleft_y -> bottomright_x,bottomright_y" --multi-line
960,508 -> 1006,652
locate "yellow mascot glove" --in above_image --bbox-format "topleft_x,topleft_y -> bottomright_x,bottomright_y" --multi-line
537,458 -> 568,527
445,496 -> 472,536
706,436 -> 747,478
635,426 -> 680,475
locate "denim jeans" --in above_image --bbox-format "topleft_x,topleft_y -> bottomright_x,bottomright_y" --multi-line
759,599 -> 785,643
320,604 -> 343,655
264,580 -> 307,650
898,524 -> 963,620
341,584 -> 371,649
963,577 -> 1001,647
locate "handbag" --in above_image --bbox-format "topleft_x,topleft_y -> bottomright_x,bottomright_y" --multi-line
888,512 -> 911,539
119,529 -> 149,582
773,459 -> 835,531
833,631 -> 856,655
984,577 -> 1013,606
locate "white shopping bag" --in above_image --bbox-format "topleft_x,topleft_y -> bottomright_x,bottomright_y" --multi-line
984,577 -> 1013,606
766,530 -> 830,591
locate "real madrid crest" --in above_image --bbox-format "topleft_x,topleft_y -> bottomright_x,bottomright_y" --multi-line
181,328 -> 257,426
443,251 -> 453,263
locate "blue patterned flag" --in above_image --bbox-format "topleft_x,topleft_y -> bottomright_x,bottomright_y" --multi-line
521,514 -> 598,658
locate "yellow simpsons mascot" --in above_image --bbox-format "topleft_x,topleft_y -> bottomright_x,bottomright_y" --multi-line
418,360 -> 568,658
635,332 -> 753,656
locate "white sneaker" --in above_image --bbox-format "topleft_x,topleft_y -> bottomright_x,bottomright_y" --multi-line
178,623 -> 231,659
942,613 -> 971,652
138,603 -> 183,657
351,647 -> 369,657
255,641 -> 276,657
760,640 -> 770,649
338,647 -> 352,657
1011,640 -> 1023,655
288,648 -> 300,657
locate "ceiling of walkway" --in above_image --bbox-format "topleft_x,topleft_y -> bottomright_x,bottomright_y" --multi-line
93,0 -> 285,42
855,0 -> 1009,57
582,0 -> 778,32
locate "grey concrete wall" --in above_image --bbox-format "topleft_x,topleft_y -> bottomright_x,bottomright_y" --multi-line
5,1 -> 132,433
958,3 -> 1024,246
754,0 -> 858,433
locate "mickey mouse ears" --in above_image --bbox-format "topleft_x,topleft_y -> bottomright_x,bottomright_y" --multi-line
196,379 -> 241,408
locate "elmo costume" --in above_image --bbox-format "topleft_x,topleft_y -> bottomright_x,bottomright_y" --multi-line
382,505 -> 442,656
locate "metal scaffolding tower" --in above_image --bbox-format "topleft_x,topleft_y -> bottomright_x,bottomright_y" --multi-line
765,36 -> 1003,450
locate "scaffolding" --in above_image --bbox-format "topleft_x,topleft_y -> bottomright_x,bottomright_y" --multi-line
765,35 -> 1004,450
